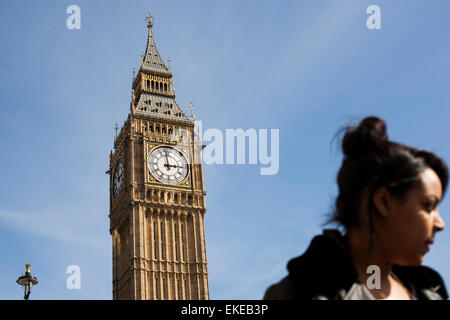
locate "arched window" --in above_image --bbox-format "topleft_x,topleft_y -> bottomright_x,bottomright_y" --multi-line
151,80 -> 155,89
160,221 -> 165,259
175,278 -> 181,300
188,195 -> 193,205
181,224 -> 185,261
160,191 -> 164,201
162,278 -> 166,299
153,221 -> 157,259
174,222 -> 178,261
146,80 -> 150,89
164,83 -> 167,91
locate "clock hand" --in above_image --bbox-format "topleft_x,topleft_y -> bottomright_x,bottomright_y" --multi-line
164,163 -> 178,168
164,150 -> 170,171
165,164 -> 184,169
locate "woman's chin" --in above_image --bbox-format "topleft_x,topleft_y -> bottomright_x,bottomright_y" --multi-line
411,255 -> 424,266
394,255 -> 423,267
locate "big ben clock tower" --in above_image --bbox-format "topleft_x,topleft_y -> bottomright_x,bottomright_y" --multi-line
108,10 -> 209,300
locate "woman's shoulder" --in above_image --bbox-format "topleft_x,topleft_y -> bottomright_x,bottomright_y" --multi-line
393,264 -> 448,300
263,276 -> 292,300
263,229 -> 359,300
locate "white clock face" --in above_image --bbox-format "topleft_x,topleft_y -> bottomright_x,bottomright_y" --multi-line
148,146 -> 189,184
113,158 -> 124,199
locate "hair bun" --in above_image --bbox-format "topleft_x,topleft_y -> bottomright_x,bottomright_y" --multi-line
342,116 -> 388,157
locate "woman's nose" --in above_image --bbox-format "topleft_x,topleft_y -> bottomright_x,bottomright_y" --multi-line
434,211 -> 445,232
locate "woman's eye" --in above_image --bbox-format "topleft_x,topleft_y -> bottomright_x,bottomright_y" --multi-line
425,203 -> 436,212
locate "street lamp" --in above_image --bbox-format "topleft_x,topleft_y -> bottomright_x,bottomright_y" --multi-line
16,264 -> 38,300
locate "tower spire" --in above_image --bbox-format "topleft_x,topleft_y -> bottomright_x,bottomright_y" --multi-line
140,9 -> 171,76
131,9 -> 191,123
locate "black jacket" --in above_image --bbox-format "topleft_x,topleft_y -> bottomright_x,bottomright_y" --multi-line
263,229 -> 448,300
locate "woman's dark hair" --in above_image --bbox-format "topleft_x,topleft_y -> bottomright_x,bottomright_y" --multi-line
329,116 -> 449,233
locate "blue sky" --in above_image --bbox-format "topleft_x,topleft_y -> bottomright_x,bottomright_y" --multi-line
1,0 -> 450,299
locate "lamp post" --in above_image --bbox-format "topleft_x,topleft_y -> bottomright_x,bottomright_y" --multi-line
16,264 -> 38,300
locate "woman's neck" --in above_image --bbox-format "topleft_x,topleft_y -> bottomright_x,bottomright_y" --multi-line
345,228 -> 395,298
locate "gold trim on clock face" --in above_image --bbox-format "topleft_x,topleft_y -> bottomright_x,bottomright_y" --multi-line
148,146 -> 189,184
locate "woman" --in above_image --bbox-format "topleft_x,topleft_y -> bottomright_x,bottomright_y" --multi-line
264,116 -> 448,300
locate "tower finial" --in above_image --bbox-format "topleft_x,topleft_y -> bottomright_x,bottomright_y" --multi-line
114,123 -> 119,139
146,9 -> 154,28
189,101 -> 195,120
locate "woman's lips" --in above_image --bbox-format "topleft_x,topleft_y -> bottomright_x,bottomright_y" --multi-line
425,240 -> 434,252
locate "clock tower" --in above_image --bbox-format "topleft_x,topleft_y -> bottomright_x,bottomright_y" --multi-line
108,10 -> 209,300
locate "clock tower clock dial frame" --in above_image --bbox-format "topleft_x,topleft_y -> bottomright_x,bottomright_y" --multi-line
108,10 -> 209,300
112,158 -> 124,199
147,145 -> 189,185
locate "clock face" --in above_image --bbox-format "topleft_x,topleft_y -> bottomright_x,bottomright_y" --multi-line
112,158 -> 124,199
148,146 -> 189,184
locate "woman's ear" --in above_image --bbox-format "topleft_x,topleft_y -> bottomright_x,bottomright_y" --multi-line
372,187 -> 390,218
